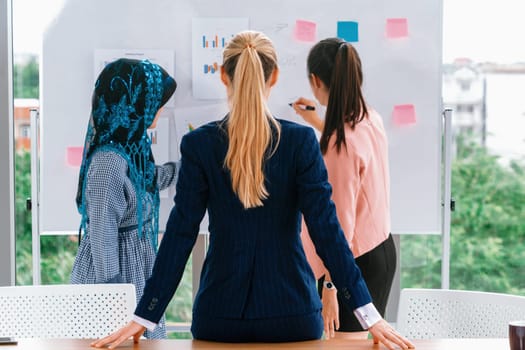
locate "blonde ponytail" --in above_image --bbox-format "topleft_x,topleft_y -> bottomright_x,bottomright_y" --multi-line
222,31 -> 280,209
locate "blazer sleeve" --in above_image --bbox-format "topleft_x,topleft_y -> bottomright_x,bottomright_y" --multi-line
156,160 -> 179,191
135,135 -> 208,323
295,128 -> 371,310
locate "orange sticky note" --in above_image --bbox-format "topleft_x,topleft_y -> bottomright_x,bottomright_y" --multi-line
66,146 -> 84,167
392,104 -> 416,125
294,20 -> 317,42
386,18 -> 409,39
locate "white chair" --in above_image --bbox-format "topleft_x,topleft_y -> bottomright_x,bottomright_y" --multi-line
396,288 -> 525,339
0,284 -> 136,339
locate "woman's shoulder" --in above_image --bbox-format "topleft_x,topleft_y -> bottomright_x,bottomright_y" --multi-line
179,120 -> 228,157
181,117 -> 316,148
277,118 -> 316,137
183,120 -> 224,140
272,119 -> 317,151
344,108 -> 385,133
367,107 -> 384,122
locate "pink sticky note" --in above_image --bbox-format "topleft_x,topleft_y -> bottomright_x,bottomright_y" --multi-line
66,146 -> 84,167
294,20 -> 317,42
386,18 -> 409,39
392,104 -> 416,125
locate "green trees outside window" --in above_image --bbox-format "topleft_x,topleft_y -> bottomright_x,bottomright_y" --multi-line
401,134 -> 525,295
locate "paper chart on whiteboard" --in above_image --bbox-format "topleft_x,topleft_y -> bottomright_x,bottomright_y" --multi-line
191,17 -> 249,100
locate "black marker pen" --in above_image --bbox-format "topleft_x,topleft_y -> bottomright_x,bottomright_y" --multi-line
289,103 -> 315,111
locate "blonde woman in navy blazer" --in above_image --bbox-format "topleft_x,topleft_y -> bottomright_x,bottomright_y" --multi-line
92,31 -> 413,349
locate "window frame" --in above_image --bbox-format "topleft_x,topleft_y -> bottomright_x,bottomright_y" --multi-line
0,0 -> 16,286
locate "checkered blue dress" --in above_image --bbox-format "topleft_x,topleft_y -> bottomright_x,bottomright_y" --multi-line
70,150 -> 178,339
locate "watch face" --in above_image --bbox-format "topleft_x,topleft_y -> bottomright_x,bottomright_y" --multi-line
324,281 -> 335,289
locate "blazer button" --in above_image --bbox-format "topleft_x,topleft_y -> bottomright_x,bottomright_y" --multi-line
341,288 -> 351,300
148,297 -> 159,311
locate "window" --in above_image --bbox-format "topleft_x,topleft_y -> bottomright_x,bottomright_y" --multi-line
12,1 -> 194,336
19,124 -> 30,138
400,1 -> 525,297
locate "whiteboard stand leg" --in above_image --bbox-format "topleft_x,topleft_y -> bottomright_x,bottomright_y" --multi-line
441,109 -> 453,289
30,108 -> 41,285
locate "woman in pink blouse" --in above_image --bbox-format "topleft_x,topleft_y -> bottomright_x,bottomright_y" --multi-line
292,38 -> 396,337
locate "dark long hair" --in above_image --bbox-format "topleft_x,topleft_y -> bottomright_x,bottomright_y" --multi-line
307,38 -> 368,154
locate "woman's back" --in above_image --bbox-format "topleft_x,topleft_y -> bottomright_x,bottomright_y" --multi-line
179,118 -> 328,319
324,109 -> 391,257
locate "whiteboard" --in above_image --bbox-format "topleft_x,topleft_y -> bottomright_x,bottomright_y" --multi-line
40,0 -> 442,235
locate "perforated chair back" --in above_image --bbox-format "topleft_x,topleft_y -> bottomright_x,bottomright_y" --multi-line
0,284 -> 136,338
397,288 -> 525,339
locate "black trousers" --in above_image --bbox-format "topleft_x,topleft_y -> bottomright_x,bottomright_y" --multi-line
318,233 -> 397,332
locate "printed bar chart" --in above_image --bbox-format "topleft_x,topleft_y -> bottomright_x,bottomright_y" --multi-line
202,35 -> 228,48
192,17 -> 249,99
203,62 -> 219,74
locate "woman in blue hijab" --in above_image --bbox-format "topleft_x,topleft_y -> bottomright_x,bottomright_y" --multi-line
70,58 -> 177,339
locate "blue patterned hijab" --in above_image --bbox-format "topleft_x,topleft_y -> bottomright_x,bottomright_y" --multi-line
77,58 -> 176,248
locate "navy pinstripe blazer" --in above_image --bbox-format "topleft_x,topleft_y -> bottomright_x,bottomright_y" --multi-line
136,118 -> 372,322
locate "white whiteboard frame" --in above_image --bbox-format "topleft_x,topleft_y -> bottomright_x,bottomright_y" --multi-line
441,109 -> 453,289
30,108 -> 41,285
33,1 -> 447,323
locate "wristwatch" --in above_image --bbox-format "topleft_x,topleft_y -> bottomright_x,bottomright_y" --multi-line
323,280 -> 337,290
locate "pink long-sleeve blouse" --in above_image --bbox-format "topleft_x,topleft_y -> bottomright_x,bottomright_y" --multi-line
301,109 -> 391,279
